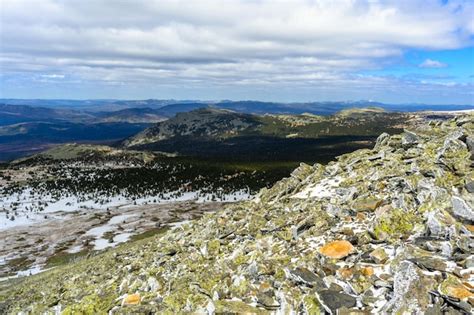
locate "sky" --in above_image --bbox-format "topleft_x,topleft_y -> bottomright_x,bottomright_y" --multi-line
0,0 -> 473,104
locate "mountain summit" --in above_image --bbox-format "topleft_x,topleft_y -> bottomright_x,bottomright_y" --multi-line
2,114 -> 473,314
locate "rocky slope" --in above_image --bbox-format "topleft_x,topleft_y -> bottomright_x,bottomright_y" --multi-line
1,114 -> 473,314
123,107 -> 410,148
122,107 -> 411,162
123,108 -> 261,147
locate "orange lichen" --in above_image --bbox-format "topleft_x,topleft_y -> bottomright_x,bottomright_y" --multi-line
319,240 -> 355,259
123,293 -> 141,305
361,266 -> 374,277
337,267 -> 354,279
446,285 -> 473,300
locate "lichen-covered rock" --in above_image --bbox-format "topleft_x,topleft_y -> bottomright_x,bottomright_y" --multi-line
1,113 -> 473,314
374,132 -> 390,150
122,293 -> 141,306
382,260 -> 437,314
317,290 -> 357,314
401,129 -> 419,148
439,274 -> 474,301
352,197 -> 382,212
452,196 -> 474,222
319,240 -> 355,259
425,209 -> 457,238
369,247 -> 389,264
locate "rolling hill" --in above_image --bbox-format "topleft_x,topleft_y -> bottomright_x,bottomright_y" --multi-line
123,107 -> 412,161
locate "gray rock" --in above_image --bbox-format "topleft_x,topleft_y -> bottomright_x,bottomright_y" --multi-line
465,181 -> 474,193
451,196 -> 474,222
466,136 -> 474,154
465,255 -> 474,268
257,291 -> 280,310
411,255 -> 456,273
437,132 -> 468,164
446,128 -> 467,142
287,267 -> 326,288
316,290 -> 357,314
402,130 -> 419,148
374,132 -> 390,150
426,210 -> 456,239
382,260 -> 437,314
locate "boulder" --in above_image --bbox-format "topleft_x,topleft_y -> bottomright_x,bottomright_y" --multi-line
122,293 -> 140,306
319,240 -> 355,259
316,290 -> 357,314
466,136 -> 474,156
374,132 -> 390,150
287,267 -> 326,288
382,260 -> 437,314
369,247 -> 389,264
426,210 -> 457,238
465,181 -> 474,193
452,196 -> 474,222
401,130 -> 419,148
439,274 -> 474,301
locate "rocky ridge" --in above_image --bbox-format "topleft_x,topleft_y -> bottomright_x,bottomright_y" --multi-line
123,108 -> 260,147
1,114 -> 473,314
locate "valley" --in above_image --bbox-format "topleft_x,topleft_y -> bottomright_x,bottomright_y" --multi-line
0,146 -> 295,279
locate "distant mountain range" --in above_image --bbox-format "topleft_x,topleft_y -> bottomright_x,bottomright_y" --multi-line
0,99 -> 472,161
1,98 -> 473,116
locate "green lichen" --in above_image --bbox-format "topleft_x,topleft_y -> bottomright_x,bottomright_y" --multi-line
303,295 -> 322,315
62,293 -> 115,315
207,239 -> 221,256
374,209 -> 419,241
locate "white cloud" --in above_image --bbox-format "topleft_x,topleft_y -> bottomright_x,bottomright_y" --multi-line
0,0 -> 473,100
419,59 -> 448,68
40,74 -> 65,79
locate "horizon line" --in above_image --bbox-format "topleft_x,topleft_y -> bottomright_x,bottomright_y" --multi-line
1,98 -> 473,107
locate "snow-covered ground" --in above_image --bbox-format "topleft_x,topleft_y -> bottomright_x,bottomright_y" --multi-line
0,265 -> 51,282
292,176 -> 342,199
0,185 -> 252,280
83,214 -> 136,250
0,188 -> 252,230
0,200 -> 228,281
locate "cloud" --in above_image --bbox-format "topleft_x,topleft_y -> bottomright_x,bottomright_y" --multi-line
0,0 -> 473,101
419,59 -> 448,68
40,74 -> 65,79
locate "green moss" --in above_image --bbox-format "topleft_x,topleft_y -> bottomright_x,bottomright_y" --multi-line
435,171 -> 464,189
5,256 -> 34,271
274,267 -> 286,281
233,253 -> 249,266
162,288 -> 206,312
374,209 -> 419,241
207,239 -> 221,256
215,300 -> 267,313
303,295 -> 322,315
62,293 -> 115,314
129,226 -> 170,242
45,250 -> 90,268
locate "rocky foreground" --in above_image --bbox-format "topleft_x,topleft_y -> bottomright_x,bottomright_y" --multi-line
1,115 -> 473,314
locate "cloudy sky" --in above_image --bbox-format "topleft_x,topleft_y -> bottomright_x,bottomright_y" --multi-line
0,0 -> 473,104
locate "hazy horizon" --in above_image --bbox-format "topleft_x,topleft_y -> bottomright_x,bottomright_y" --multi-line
1,0 -> 473,104
1,98 -> 474,107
